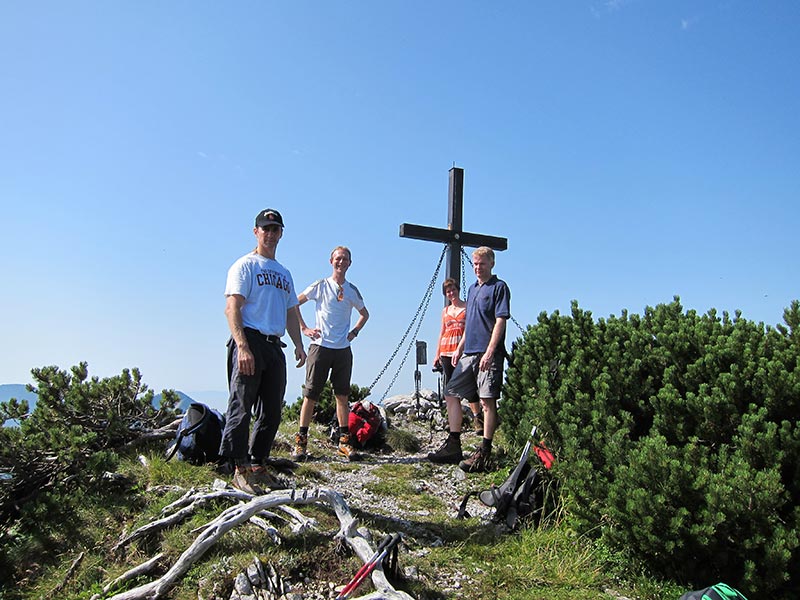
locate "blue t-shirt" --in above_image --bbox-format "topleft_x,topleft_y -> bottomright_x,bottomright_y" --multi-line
463,275 -> 511,355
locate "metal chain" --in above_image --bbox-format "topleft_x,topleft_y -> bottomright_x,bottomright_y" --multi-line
461,249 -> 468,299
368,245 -> 448,400
376,277 -> 440,403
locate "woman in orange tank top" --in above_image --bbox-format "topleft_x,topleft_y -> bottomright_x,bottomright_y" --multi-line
434,278 -> 466,383
433,279 -> 482,431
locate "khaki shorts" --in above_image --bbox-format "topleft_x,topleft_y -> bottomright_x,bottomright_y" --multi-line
445,353 -> 504,400
303,345 -> 353,400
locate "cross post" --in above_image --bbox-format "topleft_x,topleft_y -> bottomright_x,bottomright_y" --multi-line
399,167 -> 508,296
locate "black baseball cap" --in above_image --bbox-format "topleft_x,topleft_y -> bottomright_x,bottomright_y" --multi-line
255,209 -> 284,228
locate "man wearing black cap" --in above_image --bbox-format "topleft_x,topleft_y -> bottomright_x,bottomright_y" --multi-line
219,208 -> 307,495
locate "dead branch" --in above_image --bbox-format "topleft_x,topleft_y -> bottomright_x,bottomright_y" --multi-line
122,419 -> 181,451
275,503 -> 318,533
113,489 -> 249,552
52,551 -> 84,594
91,553 -> 164,599
248,515 -> 281,545
105,488 -> 413,600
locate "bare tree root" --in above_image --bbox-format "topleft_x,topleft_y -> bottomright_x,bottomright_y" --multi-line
105,487 -> 413,600
91,553 -> 164,599
52,551 -> 84,594
113,488 -> 248,552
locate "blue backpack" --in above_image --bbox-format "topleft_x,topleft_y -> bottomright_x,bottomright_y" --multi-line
166,403 -> 226,464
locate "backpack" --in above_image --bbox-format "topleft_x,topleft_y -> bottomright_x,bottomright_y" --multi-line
166,402 -> 227,464
458,426 -> 555,529
678,583 -> 749,600
347,400 -> 384,447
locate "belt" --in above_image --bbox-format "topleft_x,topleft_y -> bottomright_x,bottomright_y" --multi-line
244,328 -> 287,347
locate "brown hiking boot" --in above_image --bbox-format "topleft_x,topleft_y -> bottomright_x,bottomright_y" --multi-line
473,411 -> 485,436
459,445 -> 491,473
338,433 -> 361,461
231,466 -> 265,495
250,465 -> 284,490
427,435 -> 462,464
291,432 -> 308,462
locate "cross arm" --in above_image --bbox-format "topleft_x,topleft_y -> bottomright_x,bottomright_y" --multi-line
399,223 -> 507,251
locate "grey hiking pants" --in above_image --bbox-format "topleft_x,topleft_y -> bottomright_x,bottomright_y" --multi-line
219,329 -> 286,462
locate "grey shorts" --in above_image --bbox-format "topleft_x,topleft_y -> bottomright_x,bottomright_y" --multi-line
445,353 -> 504,400
303,344 -> 353,400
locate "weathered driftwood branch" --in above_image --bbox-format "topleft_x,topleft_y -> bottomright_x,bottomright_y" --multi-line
113,488 -> 249,552
105,488 -> 413,600
91,553 -> 164,599
52,551 -> 84,594
276,503 -> 318,533
122,419 -> 181,451
248,515 -> 281,545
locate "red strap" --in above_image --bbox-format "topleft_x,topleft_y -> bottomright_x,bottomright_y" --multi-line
534,443 -> 555,470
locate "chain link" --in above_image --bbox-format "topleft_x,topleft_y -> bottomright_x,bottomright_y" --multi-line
461,249 -> 468,299
509,315 -> 525,334
368,245 -> 448,401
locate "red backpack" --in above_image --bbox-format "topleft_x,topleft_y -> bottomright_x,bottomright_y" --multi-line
348,401 -> 383,447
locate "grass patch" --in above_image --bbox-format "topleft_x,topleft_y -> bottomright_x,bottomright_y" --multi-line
327,462 -> 360,474
385,427 -> 421,452
364,464 -> 448,515
294,463 -> 329,482
128,451 -> 220,490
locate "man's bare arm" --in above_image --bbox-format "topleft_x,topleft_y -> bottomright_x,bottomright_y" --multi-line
225,294 -> 255,376
287,306 -> 307,367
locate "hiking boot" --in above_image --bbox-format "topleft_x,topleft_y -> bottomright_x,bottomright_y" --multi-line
427,435 -> 462,464
231,466 -> 265,495
291,433 -> 308,462
250,465 -> 284,490
338,433 -> 361,461
459,446 -> 491,473
473,411 -> 485,436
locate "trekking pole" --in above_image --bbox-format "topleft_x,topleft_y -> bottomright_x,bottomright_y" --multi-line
337,533 -> 401,600
336,534 -> 391,600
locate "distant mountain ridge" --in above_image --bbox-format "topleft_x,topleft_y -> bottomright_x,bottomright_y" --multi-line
1,385 -> 228,416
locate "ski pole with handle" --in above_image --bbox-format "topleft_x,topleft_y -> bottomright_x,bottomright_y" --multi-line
336,533 -> 401,600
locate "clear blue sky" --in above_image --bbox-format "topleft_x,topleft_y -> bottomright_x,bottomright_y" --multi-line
2,2 -> 798,413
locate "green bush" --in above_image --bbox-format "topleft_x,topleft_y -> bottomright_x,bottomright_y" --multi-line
502,298 -> 800,598
0,363 -> 179,590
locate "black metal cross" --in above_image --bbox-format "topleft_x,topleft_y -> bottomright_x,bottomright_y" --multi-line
399,167 -> 508,294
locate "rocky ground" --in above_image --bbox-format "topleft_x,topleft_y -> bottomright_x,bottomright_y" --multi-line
246,391 -> 503,600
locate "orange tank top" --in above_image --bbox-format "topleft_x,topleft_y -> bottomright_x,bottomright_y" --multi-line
438,306 -> 466,356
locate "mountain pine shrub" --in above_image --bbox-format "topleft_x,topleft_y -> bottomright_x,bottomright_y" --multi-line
502,298 -> 800,598
0,363 -> 179,587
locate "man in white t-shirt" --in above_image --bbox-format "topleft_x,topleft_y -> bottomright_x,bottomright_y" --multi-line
292,246 -> 369,461
219,208 -> 307,495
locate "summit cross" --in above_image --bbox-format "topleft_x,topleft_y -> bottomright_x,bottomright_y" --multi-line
399,167 -> 508,295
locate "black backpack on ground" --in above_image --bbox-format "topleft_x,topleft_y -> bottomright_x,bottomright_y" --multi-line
457,425 -> 555,529
165,402 -> 226,464
678,583 -> 749,600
